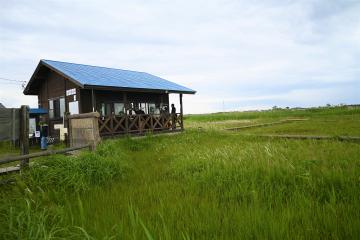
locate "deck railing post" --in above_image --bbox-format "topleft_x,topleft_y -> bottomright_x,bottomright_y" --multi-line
19,105 -> 29,169
180,93 -> 184,130
125,114 -> 129,135
124,92 -> 129,135
139,115 -> 142,134
150,115 -> 154,132
111,113 -> 114,136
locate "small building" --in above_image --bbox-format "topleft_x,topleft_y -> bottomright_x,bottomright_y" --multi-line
23,60 -> 196,138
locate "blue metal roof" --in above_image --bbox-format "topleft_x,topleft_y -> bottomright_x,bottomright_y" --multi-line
29,108 -> 48,114
41,59 -> 196,94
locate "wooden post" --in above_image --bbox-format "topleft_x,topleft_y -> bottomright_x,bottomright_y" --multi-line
124,92 -> 129,135
65,112 -> 71,147
111,112 -> 114,136
139,115 -> 142,134
19,105 -> 29,168
180,94 -> 184,130
91,88 -> 95,112
64,78 -> 68,114
150,115 -> 154,131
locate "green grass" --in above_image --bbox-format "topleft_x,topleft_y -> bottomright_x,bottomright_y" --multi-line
239,117 -> 360,136
0,106 -> 359,239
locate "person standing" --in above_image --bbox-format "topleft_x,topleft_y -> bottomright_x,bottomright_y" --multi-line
171,104 -> 176,129
40,123 -> 48,150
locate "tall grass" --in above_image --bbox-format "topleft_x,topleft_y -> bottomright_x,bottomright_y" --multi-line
0,140 -> 132,239
0,107 -> 359,239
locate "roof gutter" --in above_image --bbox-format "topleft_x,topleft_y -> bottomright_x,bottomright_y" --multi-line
83,84 -> 196,94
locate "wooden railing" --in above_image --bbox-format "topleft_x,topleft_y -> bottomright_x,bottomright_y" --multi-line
98,113 -> 183,136
0,144 -> 91,175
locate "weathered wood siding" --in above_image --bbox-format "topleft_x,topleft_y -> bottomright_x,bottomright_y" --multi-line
36,68 -> 80,138
0,108 -> 20,141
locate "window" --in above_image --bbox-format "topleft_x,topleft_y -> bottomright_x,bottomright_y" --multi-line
114,103 -> 125,115
140,103 -> 147,114
69,101 -> 79,115
100,103 -> 112,116
60,98 -> 65,117
149,103 -> 156,114
49,97 -> 65,119
49,100 -> 54,119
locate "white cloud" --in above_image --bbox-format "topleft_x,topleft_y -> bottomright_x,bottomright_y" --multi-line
0,0 -> 359,112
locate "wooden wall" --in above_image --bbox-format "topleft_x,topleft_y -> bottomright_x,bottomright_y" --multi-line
37,68 -> 79,114
36,68 -> 80,138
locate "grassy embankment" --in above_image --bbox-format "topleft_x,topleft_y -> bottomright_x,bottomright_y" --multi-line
0,106 -> 359,239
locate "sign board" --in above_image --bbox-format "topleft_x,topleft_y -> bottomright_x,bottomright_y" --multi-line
66,88 -> 76,96
54,124 -> 68,141
29,118 -> 36,135
35,131 -> 40,138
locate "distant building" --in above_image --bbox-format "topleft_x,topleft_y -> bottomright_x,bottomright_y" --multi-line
0,103 -> 5,108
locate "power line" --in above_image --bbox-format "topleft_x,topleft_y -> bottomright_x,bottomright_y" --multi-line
0,77 -> 27,89
0,77 -> 26,83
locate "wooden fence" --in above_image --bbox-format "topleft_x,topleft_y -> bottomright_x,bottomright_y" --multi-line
0,144 -> 91,166
0,108 -> 21,143
98,113 -> 183,136
0,106 -> 30,167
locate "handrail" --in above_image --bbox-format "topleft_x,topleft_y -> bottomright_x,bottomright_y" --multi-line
98,112 -> 184,136
99,113 -> 182,118
0,144 -> 91,165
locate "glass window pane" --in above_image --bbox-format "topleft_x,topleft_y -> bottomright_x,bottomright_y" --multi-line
49,109 -> 54,119
54,99 -> 60,118
49,100 -> 54,118
101,103 -> 105,116
114,103 -> 124,115
140,103 -> 146,114
106,103 -> 111,116
49,100 -> 54,109
149,103 -> 156,114
60,98 -> 65,117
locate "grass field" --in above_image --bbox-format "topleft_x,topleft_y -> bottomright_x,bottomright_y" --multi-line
0,106 -> 359,239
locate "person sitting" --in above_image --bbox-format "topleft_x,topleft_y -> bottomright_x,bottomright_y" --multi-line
135,109 -> 145,115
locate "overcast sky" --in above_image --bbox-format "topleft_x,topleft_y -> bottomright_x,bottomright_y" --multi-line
0,0 -> 359,113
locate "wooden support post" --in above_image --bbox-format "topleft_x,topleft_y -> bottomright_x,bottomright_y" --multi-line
63,79 -> 70,144
180,93 -> 184,130
150,115 -> 154,131
19,105 -> 29,168
64,78 -> 68,114
65,112 -> 71,147
91,88 -> 95,112
139,115 -> 142,134
124,92 -> 129,134
111,112 -> 114,136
